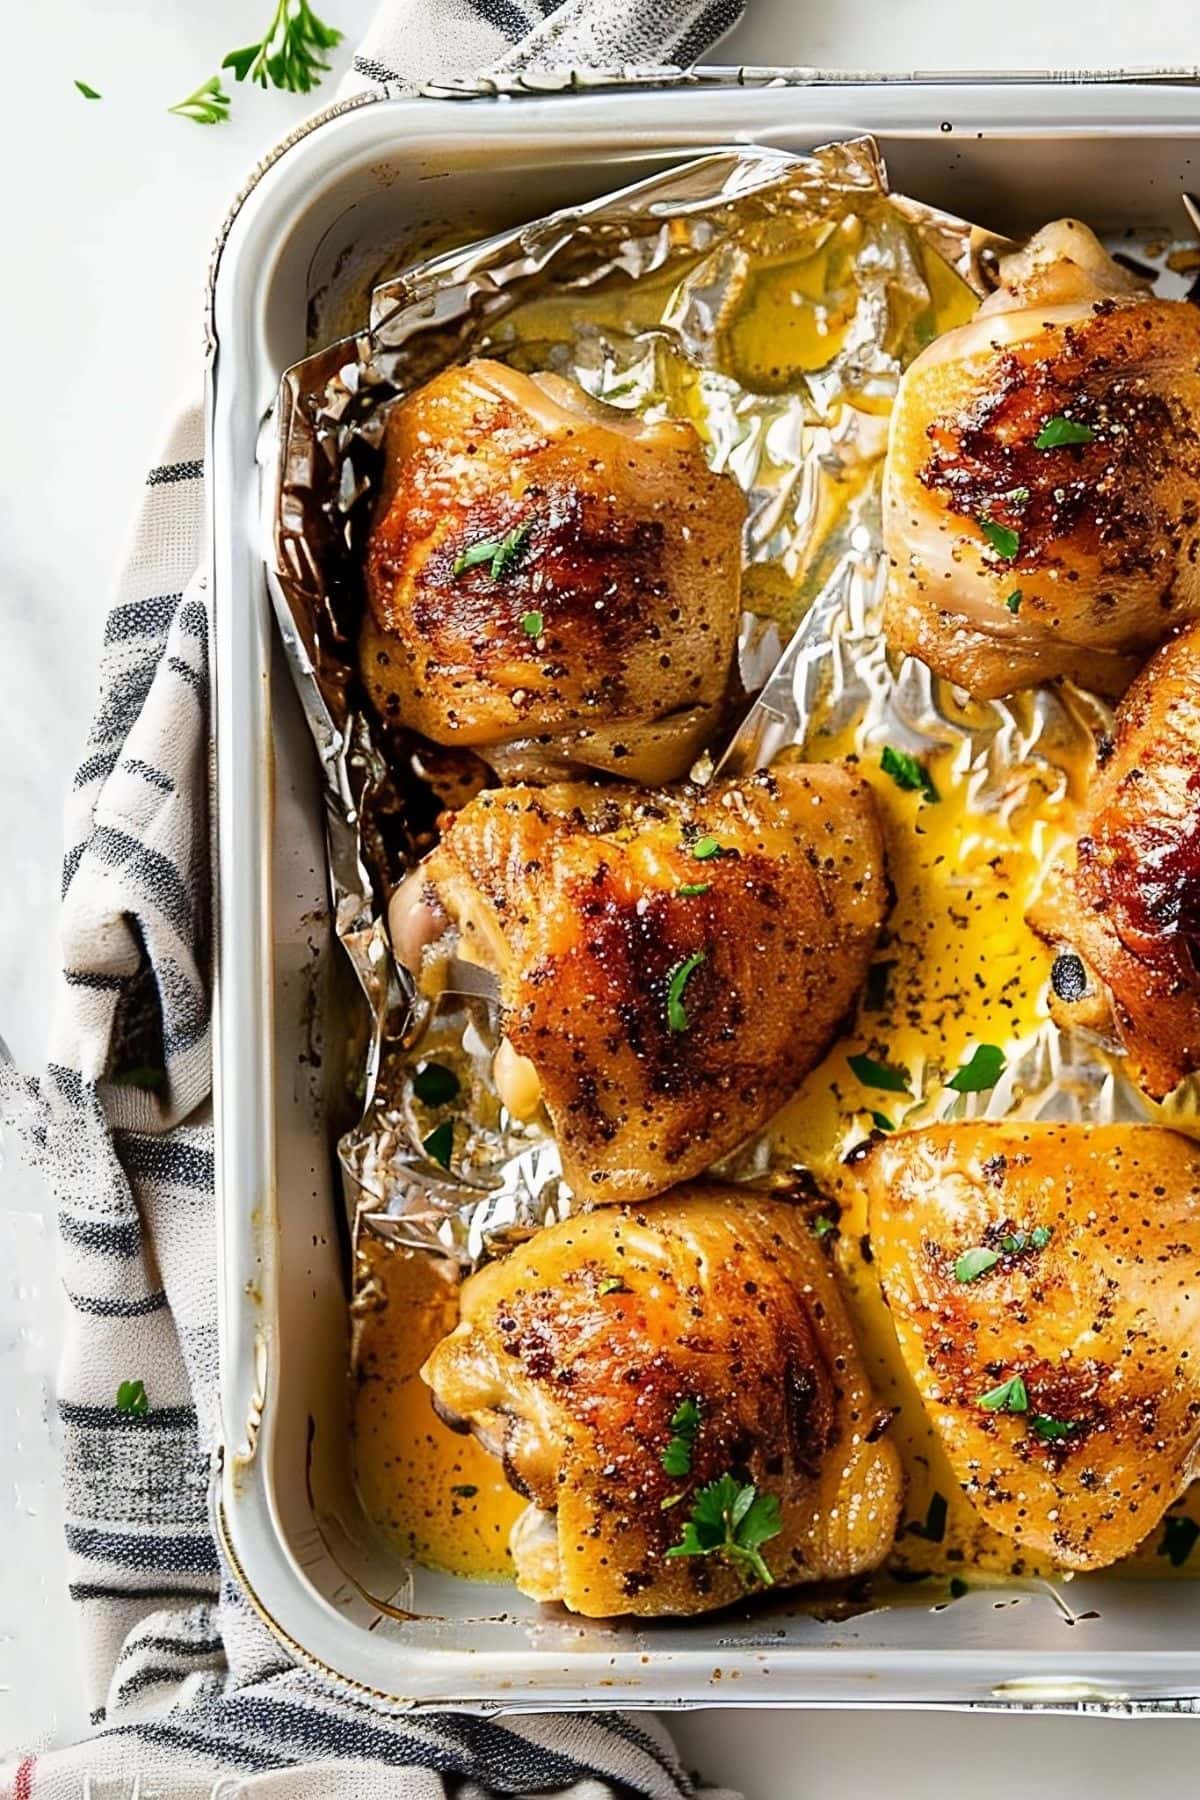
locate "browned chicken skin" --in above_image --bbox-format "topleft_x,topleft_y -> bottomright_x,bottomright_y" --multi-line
1028,621 -> 1200,1100
403,763 -> 887,1202
863,1123 -> 1200,1571
361,359 -> 746,780
883,221 -> 1200,698
421,1187 -> 902,1616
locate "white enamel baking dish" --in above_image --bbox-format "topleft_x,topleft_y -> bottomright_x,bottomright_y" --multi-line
209,74 -> 1200,1712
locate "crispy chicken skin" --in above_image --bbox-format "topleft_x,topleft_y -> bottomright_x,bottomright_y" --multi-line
1028,623 -> 1200,1100
883,220 -> 1200,698
421,1187 -> 902,1616
410,763 -> 887,1201
863,1123 -> 1200,1571
361,359 -> 746,780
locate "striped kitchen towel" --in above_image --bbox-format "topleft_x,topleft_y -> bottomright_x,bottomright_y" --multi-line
0,0 -> 745,1794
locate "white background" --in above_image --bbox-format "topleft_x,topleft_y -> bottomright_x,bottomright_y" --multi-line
3,0 -> 1200,1789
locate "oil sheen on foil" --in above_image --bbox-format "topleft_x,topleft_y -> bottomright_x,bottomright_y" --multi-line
264,136 -> 1197,1585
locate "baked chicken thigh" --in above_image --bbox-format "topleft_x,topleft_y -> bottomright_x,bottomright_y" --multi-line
1028,622 -> 1200,1099
863,1122 -> 1200,1570
361,359 -> 745,781
883,220 -> 1200,698
421,1186 -> 902,1615
393,763 -> 887,1201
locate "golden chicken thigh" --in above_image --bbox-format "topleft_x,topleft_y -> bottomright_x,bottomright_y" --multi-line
361,359 -> 746,780
398,763 -> 887,1201
421,1187 -> 902,1616
883,221 -> 1200,698
863,1123 -> 1200,1570
1028,622 -> 1200,1099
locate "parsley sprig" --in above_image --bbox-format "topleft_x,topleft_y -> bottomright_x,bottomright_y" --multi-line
224,0 -> 344,93
665,1474 -> 782,1589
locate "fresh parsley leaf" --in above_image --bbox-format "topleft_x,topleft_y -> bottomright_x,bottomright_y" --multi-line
947,1043 -> 1006,1093
452,539 -> 503,575
847,1051 -> 910,1094
422,1119 -> 454,1169
1005,589 -> 1022,613
1158,1515 -> 1200,1568
980,517 -> 1020,562
521,610 -> 544,639
412,1061 -> 459,1107
691,836 -> 723,861
864,959 -> 896,1012
75,80 -> 102,99
1030,1414 -> 1076,1442
111,1065 -> 167,1094
911,1491 -> 948,1543
597,1276 -> 628,1298
954,1246 -> 1001,1283
116,1379 -> 149,1416
661,1398 -> 701,1478
168,76 -> 231,124
1000,1232 -> 1026,1253
666,1474 -> 782,1589
812,1214 -> 836,1240
870,1111 -> 895,1133
979,1374 -> 1028,1414
880,745 -> 939,804
677,882 -> 710,897
1030,1225 -> 1053,1250
223,0 -> 344,94
1035,415 -> 1095,449
666,951 -> 706,1033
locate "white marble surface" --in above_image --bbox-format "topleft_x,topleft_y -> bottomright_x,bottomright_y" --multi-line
3,0 -> 1200,1788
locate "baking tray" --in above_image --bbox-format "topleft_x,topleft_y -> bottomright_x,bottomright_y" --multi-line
208,77 -> 1200,1712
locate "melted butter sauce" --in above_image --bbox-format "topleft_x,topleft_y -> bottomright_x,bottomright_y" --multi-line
352,1238 -> 523,1580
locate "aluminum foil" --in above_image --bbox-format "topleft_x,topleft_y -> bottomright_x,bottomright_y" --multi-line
263,135 -> 1187,1270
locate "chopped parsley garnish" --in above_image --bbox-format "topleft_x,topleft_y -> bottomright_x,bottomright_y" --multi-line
450,1483 -> 478,1498
677,882 -> 710,897
665,1473 -> 782,1589
979,1374 -> 1028,1415
422,1119 -> 454,1169
870,1111 -> 895,1133
691,835 -> 723,861
812,1214 -> 836,1240
1005,589 -> 1022,614
880,745 -> 939,804
1035,416 -> 1096,449
75,80 -> 102,99
1030,1414 -> 1076,1442
1030,1224 -> 1053,1249
946,1043 -> 1006,1093
412,1061 -> 459,1106
1158,1515 -> 1200,1568
521,610 -> 544,639
661,1398 -> 701,1478
954,1246 -> 1001,1283
847,1051 -> 910,1095
597,1276 -> 629,1298
980,518 -> 1020,562
116,1379 -> 149,1416
666,951 -> 706,1033
911,1490 -> 948,1543
1000,1225 -> 1053,1254
223,0 -> 344,94
452,519 -> 533,581
1005,486 -> 1030,507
